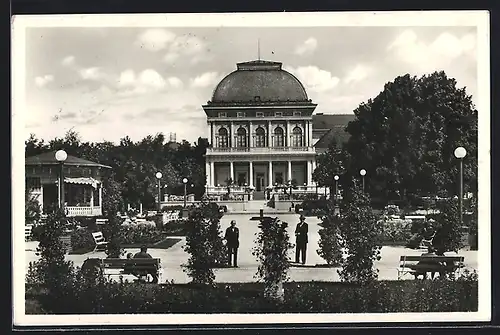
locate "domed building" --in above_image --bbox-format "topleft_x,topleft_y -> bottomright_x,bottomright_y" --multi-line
203,60 -> 324,200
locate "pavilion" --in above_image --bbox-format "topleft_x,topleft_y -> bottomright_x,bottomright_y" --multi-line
25,151 -> 112,217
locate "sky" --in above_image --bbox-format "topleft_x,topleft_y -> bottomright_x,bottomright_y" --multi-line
24,25 -> 478,144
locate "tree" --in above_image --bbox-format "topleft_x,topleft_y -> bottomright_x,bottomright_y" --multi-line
252,217 -> 293,301
317,199 -> 343,266
430,198 -> 465,253
312,140 -> 345,192
102,174 -> 125,258
337,179 -> 382,284
25,187 -> 41,226
344,71 -> 478,201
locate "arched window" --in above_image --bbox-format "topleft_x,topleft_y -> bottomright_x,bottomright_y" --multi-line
218,127 -> 229,148
255,127 -> 266,147
291,126 -> 303,147
274,127 -> 284,147
236,127 -> 247,148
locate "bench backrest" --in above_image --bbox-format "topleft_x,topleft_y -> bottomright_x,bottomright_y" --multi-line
92,231 -> 106,243
400,255 -> 464,262
101,258 -> 160,269
96,219 -> 108,225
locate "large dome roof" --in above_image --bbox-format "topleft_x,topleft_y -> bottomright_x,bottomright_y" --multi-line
211,60 -> 309,103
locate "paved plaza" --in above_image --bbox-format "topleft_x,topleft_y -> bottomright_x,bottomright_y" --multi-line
24,213 -> 478,284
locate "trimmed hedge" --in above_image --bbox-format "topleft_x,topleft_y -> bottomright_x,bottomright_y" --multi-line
70,228 -> 95,254
119,223 -> 163,245
26,273 -> 478,314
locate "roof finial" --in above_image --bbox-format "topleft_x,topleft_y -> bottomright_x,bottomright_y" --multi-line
258,38 -> 260,61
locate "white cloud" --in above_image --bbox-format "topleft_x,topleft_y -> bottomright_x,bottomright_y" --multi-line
167,77 -> 183,88
114,69 -> 183,98
61,55 -> 76,67
285,66 -> 340,93
138,69 -> 166,89
294,37 -> 318,56
163,52 -> 179,64
118,69 -> 136,87
79,67 -> 105,80
190,72 -> 220,88
388,30 -> 477,65
136,29 -> 176,52
34,75 -> 54,88
344,64 -> 372,84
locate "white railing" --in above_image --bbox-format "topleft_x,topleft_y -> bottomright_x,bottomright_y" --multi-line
207,146 -> 315,154
66,206 -> 102,217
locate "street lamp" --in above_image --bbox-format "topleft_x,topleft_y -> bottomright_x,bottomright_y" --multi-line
155,172 -> 162,212
454,146 -> 467,227
55,149 -> 67,210
359,169 -> 366,192
182,177 -> 188,208
334,175 -> 339,200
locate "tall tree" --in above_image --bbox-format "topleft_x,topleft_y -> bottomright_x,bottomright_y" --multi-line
344,71 -> 477,201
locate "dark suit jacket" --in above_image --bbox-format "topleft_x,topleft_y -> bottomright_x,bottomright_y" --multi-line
295,222 -> 308,244
225,226 -> 239,248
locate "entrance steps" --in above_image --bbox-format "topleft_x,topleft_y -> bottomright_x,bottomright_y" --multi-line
228,200 -> 293,215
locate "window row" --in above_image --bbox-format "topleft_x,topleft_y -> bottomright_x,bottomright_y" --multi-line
216,126 -> 304,148
217,111 -> 302,118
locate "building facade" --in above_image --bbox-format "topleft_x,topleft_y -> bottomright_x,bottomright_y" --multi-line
25,151 -> 111,217
203,60 -> 322,199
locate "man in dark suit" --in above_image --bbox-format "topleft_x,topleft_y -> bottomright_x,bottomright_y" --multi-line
224,220 -> 240,267
295,215 -> 309,264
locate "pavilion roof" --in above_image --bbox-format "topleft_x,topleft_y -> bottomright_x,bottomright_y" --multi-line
25,151 -> 112,169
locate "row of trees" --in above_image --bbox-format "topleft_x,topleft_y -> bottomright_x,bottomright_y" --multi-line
25,132 -> 209,209
313,71 -> 478,203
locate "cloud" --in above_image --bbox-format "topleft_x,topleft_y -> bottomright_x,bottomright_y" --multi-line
135,29 -> 176,52
61,55 -> 76,67
344,64 -> 372,84
285,66 -> 340,93
115,69 -> 183,98
388,30 -> 477,64
79,67 -> 105,80
294,37 -> 318,56
34,75 -> 54,88
190,72 -> 220,88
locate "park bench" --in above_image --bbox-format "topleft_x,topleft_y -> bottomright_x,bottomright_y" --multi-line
96,218 -> 108,225
99,258 -> 161,283
398,255 -> 465,280
91,231 -> 108,252
25,225 -> 33,241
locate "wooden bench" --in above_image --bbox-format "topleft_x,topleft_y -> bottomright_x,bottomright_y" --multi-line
91,231 -> 108,252
96,218 -> 108,225
398,255 -> 465,280
100,258 -> 161,283
25,225 -> 33,241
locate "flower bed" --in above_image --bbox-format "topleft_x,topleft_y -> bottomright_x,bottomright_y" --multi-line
119,222 -> 164,245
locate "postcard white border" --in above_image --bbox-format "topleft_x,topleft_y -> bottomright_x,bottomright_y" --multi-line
12,10 -> 491,326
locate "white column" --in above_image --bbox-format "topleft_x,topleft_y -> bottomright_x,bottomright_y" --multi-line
312,159 -> 317,185
230,161 -> 234,182
249,161 -> 254,187
210,122 -> 215,147
305,121 -> 309,147
98,185 -> 103,209
248,121 -> 253,148
268,161 -> 273,187
210,161 -> 215,187
205,161 -> 210,186
307,160 -> 313,185
286,121 -> 291,147
90,186 -> 94,210
308,120 -> 313,147
267,120 -> 272,147
288,160 -> 292,182
40,184 -> 44,213
230,121 -> 234,147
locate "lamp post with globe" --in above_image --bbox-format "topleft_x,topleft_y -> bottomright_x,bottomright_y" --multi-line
454,146 -> 467,227
55,149 -> 68,210
155,172 -> 162,212
182,178 -> 188,208
359,169 -> 367,192
334,175 -> 339,200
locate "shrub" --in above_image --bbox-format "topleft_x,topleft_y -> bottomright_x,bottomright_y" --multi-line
337,179 -> 382,284
119,223 -> 163,245
70,228 -> 95,253
252,217 -> 293,300
25,187 -> 41,226
317,200 -> 343,266
430,199 -> 465,253
378,218 -> 413,245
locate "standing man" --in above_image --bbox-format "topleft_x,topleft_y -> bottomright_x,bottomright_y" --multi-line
225,220 -> 240,267
295,214 -> 309,264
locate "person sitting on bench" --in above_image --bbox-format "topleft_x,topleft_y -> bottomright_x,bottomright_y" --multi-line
415,246 -> 439,279
133,245 -> 158,283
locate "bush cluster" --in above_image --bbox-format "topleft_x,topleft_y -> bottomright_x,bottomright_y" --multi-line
26,271 -> 478,314
119,223 -> 163,245
70,228 -> 95,253
377,218 -> 413,245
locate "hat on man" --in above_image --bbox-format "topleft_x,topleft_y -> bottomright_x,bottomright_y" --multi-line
299,215 -> 305,221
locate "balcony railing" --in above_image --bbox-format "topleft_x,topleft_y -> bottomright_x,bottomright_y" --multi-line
207,146 -> 315,154
66,206 -> 102,217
